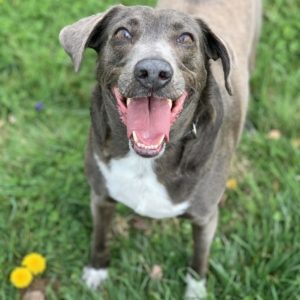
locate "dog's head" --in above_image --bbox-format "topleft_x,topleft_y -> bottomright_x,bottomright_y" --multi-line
59,5 -> 231,158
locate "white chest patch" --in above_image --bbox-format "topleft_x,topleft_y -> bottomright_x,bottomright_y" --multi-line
94,151 -> 189,219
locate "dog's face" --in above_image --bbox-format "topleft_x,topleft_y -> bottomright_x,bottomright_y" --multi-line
60,5 -> 231,158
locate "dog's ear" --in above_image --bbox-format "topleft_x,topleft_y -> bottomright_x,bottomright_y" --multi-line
59,5 -> 123,72
197,19 -> 232,95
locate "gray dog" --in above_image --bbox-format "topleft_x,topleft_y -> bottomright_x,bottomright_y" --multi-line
59,0 -> 261,298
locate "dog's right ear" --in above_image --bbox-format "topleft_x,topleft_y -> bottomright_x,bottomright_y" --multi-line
59,5 -> 123,72
196,19 -> 233,95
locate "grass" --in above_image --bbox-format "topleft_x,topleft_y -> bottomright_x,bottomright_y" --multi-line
0,0 -> 299,299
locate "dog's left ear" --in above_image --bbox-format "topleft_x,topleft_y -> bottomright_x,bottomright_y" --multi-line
197,19 -> 233,95
59,5 -> 123,72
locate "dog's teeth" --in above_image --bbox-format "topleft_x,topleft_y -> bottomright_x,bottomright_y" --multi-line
167,99 -> 172,108
126,98 -> 132,106
136,142 -> 160,150
137,142 -> 144,149
132,131 -> 164,150
158,136 -> 165,145
132,131 -> 138,143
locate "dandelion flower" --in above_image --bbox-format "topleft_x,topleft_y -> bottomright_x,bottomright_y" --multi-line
226,178 -> 238,190
10,267 -> 33,289
292,138 -> 300,148
22,253 -> 46,275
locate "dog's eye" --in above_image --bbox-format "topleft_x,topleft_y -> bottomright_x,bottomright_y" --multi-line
114,28 -> 132,41
176,33 -> 194,45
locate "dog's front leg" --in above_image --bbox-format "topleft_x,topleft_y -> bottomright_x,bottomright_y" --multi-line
82,190 -> 115,290
185,210 -> 219,299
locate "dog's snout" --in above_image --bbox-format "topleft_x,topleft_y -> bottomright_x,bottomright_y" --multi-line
134,59 -> 173,91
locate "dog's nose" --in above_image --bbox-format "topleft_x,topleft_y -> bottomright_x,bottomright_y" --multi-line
134,58 -> 173,91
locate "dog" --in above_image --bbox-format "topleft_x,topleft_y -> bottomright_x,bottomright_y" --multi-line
59,0 -> 261,298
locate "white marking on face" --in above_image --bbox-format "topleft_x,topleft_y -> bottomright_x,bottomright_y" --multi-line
125,41 -> 185,90
82,267 -> 108,290
94,151 -> 189,219
185,273 -> 207,300
133,41 -> 175,63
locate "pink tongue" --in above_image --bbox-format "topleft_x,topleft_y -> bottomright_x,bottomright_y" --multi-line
127,97 -> 171,145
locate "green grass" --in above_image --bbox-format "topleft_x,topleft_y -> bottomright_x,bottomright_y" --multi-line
0,0 -> 299,299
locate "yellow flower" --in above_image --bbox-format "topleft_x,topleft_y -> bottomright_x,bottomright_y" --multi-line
226,178 -> 238,190
22,253 -> 46,275
292,138 -> 300,148
10,267 -> 33,289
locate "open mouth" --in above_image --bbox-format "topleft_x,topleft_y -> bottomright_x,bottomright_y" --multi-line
112,87 -> 187,158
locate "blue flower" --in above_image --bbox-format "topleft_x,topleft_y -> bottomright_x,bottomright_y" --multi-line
35,102 -> 45,112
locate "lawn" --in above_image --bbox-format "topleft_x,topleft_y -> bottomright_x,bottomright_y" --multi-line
0,0 -> 299,299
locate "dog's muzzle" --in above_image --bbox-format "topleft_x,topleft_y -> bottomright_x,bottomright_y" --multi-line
112,87 -> 187,158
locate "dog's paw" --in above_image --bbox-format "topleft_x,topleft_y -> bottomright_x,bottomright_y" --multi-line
184,273 -> 207,300
82,267 -> 108,290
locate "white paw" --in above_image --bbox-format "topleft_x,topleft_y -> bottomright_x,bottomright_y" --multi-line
82,267 -> 108,290
185,273 -> 207,300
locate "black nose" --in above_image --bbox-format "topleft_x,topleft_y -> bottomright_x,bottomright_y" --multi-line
134,58 -> 173,91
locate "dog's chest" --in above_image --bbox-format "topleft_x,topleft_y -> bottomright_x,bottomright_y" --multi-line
94,152 -> 189,219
